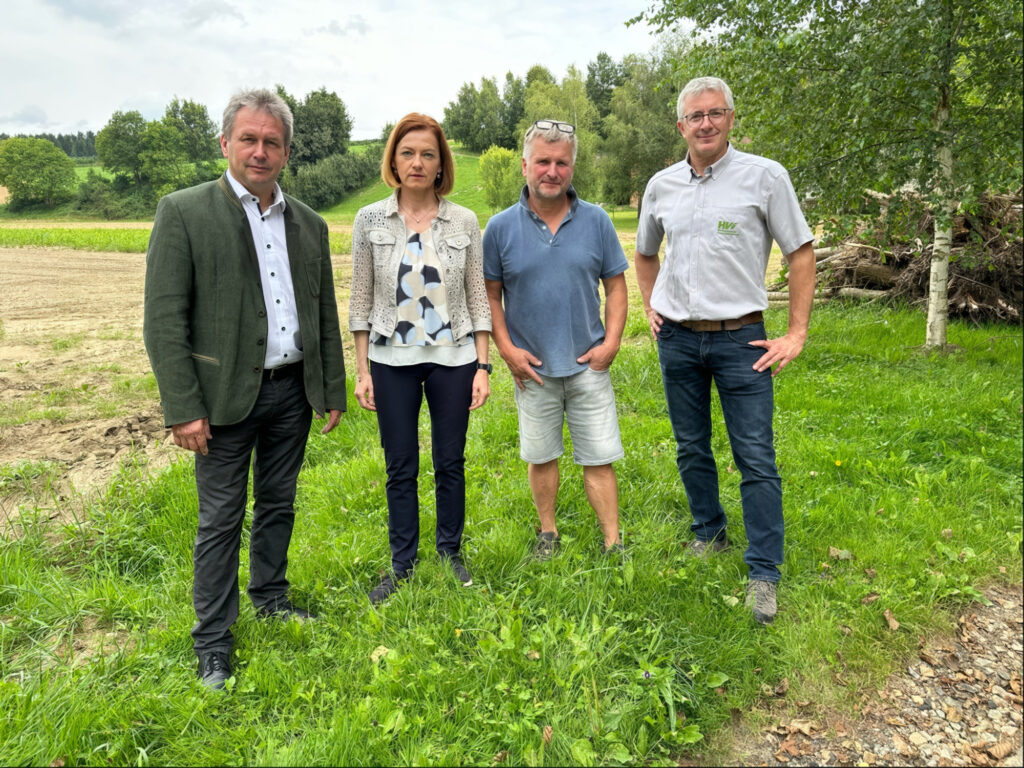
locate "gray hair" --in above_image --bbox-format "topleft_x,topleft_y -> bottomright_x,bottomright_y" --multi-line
676,77 -> 734,120
523,120 -> 578,164
222,88 -> 294,147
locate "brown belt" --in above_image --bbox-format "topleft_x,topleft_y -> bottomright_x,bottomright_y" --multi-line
675,311 -> 763,332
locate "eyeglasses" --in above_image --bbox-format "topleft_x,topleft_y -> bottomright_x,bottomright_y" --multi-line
532,120 -> 575,135
682,108 -> 733,126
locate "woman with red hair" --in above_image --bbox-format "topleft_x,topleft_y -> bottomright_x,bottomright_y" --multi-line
349,113 -> 492,605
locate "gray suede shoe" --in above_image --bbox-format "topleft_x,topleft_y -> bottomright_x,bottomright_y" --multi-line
746,579 -> 777,624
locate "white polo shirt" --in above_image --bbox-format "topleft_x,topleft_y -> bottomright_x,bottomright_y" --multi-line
636,144 -> 813,322
225,171 -> 303,369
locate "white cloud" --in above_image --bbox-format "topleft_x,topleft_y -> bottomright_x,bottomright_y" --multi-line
1,0 -> 664,138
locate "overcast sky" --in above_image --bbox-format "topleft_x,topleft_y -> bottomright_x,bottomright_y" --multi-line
1,0 -> 670,140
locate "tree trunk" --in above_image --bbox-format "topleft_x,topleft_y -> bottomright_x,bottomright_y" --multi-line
925,2 -> 957,350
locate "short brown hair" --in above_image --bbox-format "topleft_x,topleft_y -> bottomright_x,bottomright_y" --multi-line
381,113 -> 455,196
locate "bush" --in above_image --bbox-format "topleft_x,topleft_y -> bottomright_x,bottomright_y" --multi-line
75,171 -> 151,219
0,137 -> 78,209
478,146 -> 522,211
283,149 -> 380,210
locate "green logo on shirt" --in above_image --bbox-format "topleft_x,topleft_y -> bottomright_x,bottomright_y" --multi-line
718,220 -> 739,236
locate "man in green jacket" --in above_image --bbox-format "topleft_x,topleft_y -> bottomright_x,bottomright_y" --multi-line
144,88 -> 346,690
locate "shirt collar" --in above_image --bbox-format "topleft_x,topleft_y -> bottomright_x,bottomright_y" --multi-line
517,184 -> 579,216
225,170 -> 286,214
685,143 -> 735,181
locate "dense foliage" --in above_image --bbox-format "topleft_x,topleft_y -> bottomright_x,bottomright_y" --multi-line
0,137 -> 78,209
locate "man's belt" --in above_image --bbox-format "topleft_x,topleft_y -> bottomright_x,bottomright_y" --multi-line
262,361 -> 303,382
675,311 -> 764,332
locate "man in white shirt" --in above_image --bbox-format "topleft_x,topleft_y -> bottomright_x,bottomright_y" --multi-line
635,77 -> 815,624
144,88 -> 346,687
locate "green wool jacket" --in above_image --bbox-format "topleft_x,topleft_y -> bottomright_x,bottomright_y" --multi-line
143,175 -> 347,427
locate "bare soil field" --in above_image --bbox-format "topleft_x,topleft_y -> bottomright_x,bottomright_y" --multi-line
0,247 -> 175,517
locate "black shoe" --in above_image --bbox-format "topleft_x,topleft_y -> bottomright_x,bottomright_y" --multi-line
444,555 -> 472,586
602,539 -> 628,557
197,650 -> 231,690
532,531 -> 561,561
256,598 -> 315,622
369,573 -> 400,605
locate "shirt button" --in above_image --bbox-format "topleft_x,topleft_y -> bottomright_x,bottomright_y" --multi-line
266,244 -> 271,249
281,326 -> 286,331
276,299 -> 281,304
271,271 -> 276,276
257,339 -> 264,346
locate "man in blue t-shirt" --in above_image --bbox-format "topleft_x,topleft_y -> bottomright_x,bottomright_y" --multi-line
483,119 -> 629,560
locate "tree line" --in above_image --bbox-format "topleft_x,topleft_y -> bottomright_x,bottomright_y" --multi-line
0,131 -> 96,159
443,44 -> 691,210
0,87 -> 378,216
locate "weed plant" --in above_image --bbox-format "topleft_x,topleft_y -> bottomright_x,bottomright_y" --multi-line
0,303 -> 1021,765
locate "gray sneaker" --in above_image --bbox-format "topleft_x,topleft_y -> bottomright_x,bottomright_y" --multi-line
532,531 -> 561,561
746,579 -> 777,624
687,537 -> 728,558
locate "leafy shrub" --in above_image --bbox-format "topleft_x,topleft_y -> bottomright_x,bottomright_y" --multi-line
282,148 -> 381,210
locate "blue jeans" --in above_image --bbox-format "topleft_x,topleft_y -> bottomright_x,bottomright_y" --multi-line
657,321 -> 783,582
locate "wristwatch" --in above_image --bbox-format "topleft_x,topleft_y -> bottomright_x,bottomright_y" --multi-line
475,362 -> 493,374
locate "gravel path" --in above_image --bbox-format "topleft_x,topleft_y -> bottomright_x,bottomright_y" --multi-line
728,584 -> 1023,766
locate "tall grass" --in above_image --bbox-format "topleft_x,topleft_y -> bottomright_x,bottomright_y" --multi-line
1,300 -> 1020,765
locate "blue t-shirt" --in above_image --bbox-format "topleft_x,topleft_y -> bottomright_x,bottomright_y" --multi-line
483,186 -> 629,377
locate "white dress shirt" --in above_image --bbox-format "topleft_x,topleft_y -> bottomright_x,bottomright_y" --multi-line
225,171 -> 303,369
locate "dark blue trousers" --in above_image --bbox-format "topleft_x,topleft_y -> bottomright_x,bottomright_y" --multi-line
370,361 -> 476,576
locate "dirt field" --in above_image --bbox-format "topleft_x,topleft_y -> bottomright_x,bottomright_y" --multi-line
0,247 -> 175,516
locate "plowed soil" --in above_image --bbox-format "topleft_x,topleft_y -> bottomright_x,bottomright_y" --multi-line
0,247 -> 175,518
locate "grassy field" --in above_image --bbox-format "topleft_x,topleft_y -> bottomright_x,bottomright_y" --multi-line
0,227 -> 352,258
1,297 -> 1021,765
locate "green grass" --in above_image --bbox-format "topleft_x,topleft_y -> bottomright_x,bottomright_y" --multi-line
0,228 -> 152,252
73,165 -> 113,181
0,226 -> 352,257
1,301 -> 1020,765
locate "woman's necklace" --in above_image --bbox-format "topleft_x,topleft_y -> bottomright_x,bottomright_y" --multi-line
399,200 -> 438,224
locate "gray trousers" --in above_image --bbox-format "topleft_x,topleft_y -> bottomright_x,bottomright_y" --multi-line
191,373 -> 312,655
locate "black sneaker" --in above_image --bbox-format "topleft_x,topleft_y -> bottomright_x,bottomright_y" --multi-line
197,650 -> 231,690
532,531 -> 561,561
369,573 -> 401,605
602,540 -> 627,557
256,598 -> 315,622
445,555 -> 472,586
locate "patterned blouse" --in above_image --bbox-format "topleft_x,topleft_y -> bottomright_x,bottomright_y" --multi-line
369,227 -> 474,366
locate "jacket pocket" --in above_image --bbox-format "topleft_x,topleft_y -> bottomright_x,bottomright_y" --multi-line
368,230 -> 397,251
441,233 -> 470,266
191,353 -> 220,366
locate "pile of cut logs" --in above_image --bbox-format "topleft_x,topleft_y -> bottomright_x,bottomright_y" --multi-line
769,190 -> 1023,324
